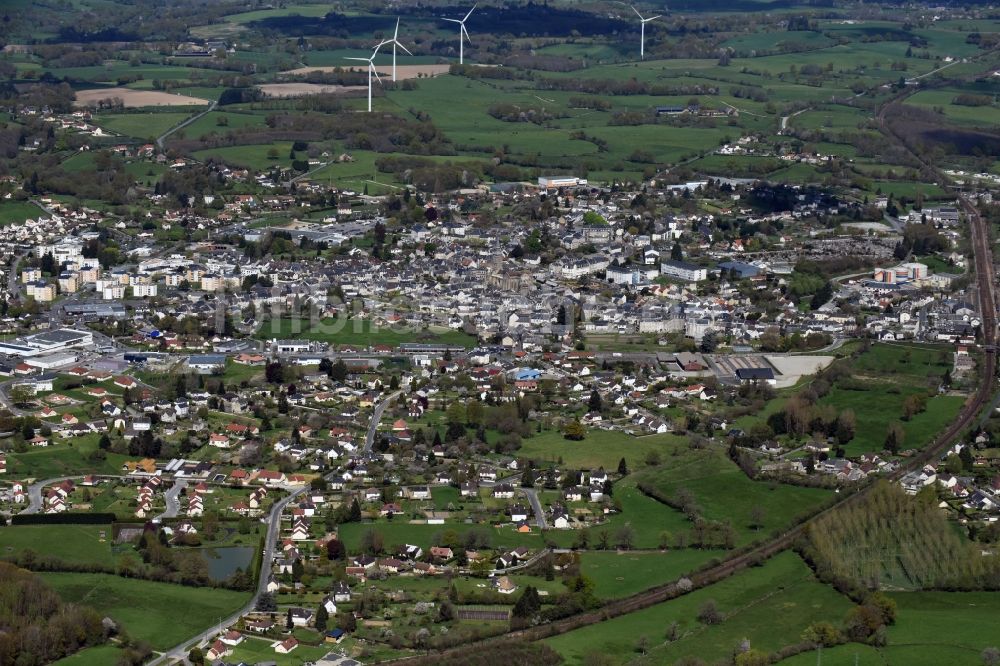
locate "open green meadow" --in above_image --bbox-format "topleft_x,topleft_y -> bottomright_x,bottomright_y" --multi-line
545,550 -> 855,665
0,524 -> 114,567
579,550 -> 723,599
820,343 -> 964,456
52,646 -> 126,666
820,387 -> 964,456
5,435 -> 130,479
94,111 -> 194,140
515,430 -> 687,471
40,572 -> 250,651
633,449 -> 833,547
255,317 -> 476,348
0,200 -> 46,225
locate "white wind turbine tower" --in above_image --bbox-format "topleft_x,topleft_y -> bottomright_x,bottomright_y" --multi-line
631,5 -> 661,60
345,42 -> 385,113
382,18 -> 412,82
442,4 -> 477,65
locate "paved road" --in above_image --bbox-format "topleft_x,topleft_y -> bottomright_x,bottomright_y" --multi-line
522,487 -> 547,529
7,249 -> 29,301
152,389 -> 399,664
156,100 -> 217,149
22,476 -> 77,514
364,391 -> 401,453
154,478 -> 187,521
150,484 -> 308,665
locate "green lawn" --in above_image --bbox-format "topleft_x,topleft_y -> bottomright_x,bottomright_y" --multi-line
853,343 -> 953,378
256,317 -> 476,349
886,591 -> 1000,656
5,435 -> 130,479
192,142 -> 297,171
591,482 -> 693,550
579,550 -> 722,599
226,635 -> 333,665
94,111 -> 194,140
39,573 -> 250,651
0,524 -> 114,567
633,449 -> 833,547
820,387 -> 965,456
545,551 -> 855,665
0,200 -> 46,225
778,591 -> 1000,664
515,430 -> 687,471
52,646 -> 125,666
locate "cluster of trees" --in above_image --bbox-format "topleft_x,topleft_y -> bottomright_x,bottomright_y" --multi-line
0,562 -> 107,665
487,103 -> 567,124
806,481 -> 1000,591
893,223 -> 949,259
537,77 -> 718,97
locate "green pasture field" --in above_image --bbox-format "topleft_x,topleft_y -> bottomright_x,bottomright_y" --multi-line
514,429 -> 687,471
0,524 -> 114,568
94,111 -> 194,139
688,154 -> 784,177
853,343 -> 953,378
545,550 -> 854,665
819,370 -> 965,456
721,30 -> 836,54
40,572 -> 250,651
904,88 -> 1000,127
789,105 -> 871,131
192,142 -> 297,170
60,151 -> 97,172
776,644 -> 883,665
5,435 -> 130,479
254,317 -> 476,348
886,591 -> 1000,656
594,483 -> 695,550
579,550 -> 722,599
52,646 -> 126,666
123,161 -> 170,187
632,449 -> 832,547
867,180 -> 950,201
0,200 -> 47,225
29,61 -> 218,83
180,110 -> 270,139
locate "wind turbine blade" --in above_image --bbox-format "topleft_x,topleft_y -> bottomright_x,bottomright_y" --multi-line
462,23 -> 471,44
646,15 -> 661,21
394,17 -> 400,40
370,64 -> 383,85
398,42 -> 413,55
344,57 -> 368,62
464,4 -> 477,22
442,18 -> 462,23
631,5 -> 644,20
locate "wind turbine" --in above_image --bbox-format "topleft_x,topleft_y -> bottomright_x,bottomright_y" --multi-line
631,5 -> 661,60
382,18 -> 412,82
442,4 -> 476,65
345,42 -> 384,113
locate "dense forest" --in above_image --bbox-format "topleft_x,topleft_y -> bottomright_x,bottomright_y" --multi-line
0,562 -> 107,665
